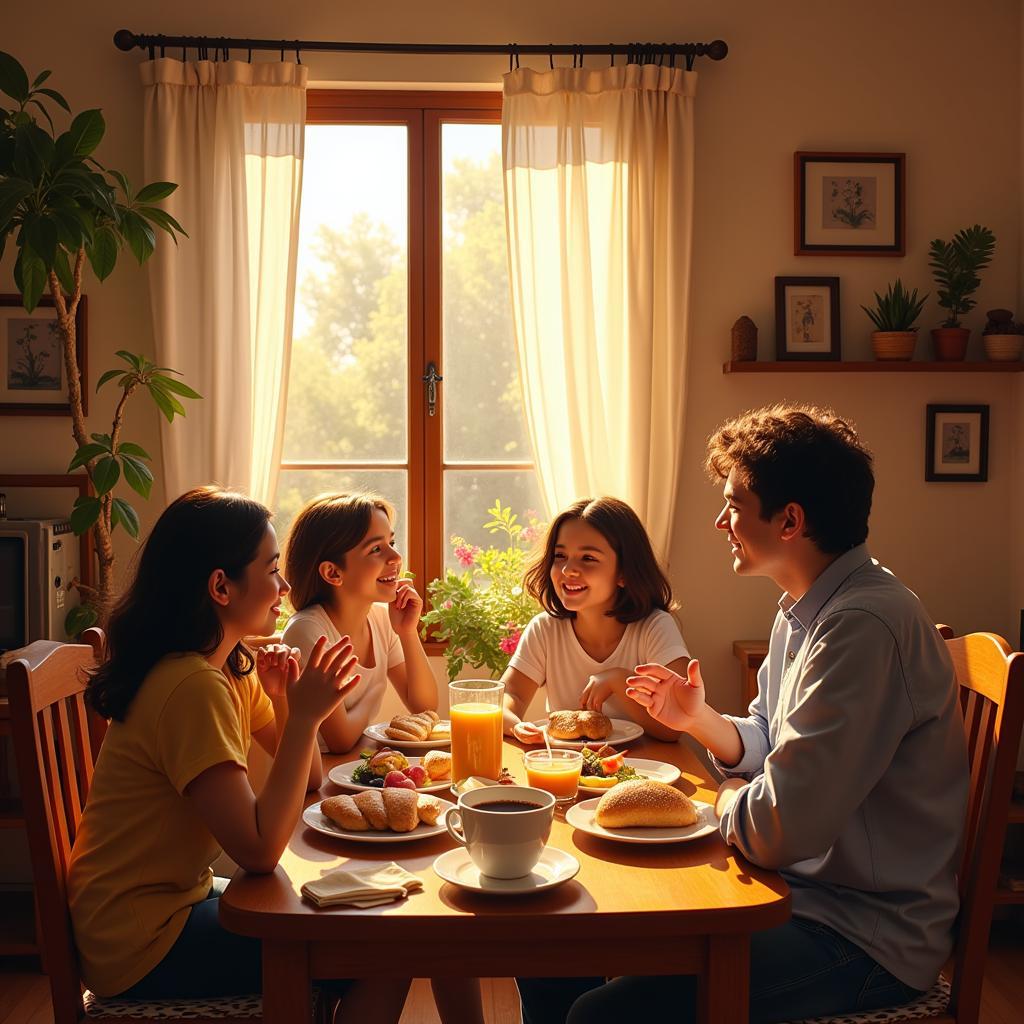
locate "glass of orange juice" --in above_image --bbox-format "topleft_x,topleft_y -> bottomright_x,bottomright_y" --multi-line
449,680 -> 505,784
523,749 -> 584,802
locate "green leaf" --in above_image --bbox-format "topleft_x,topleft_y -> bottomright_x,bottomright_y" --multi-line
121,455 -> 154,499
138,205 -> 187,238
147,383 -> 184,421
31,68 -> 52,88
64,603 -> 98,638
151,374 -> 201,400
89,432 -> 113,450
135,181 -> 177,203
109,169 -> 131,197
67,442 -> 108,471
95,368 -> 124,391
67,109 -> 105,157
24,122 -> 55,169
122,210 -> 155,264
23,214 -> 58,267
19,250 -> 47,311
116,441 -> 151,459
69,495 -> 102,535
115,350 -> 143,370
0,51 -> 30,102
86,226 -> 118,281
92,455 -> 120,496
110,497 -> 140,539
28,98 -> 55,133
52,247 -> 75,295
36,86 -> 71,113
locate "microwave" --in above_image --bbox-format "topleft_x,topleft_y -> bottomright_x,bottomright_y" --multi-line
0,518 -> 82,652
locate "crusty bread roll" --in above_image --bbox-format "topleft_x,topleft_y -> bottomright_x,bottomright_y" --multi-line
381,787 -> 419,832
321,794 -> 369,831
548,709 -> 613,741
384,710 -> 441,741
423,749 -> 452,780
594,779 -> 698,829
416,794 -> 444,826
352,789 -> 388,830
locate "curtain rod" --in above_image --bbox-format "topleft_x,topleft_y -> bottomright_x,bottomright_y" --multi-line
113,30 -> 728,64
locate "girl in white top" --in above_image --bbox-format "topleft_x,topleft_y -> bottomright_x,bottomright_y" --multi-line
281,493 -> 437,754
502,496 -> 689,744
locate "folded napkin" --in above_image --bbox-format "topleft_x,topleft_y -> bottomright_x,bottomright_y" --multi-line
301,862 -> 424,909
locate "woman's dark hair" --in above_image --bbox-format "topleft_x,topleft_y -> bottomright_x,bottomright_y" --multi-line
524,497 -> 673,623
87,486 -> 272,721
705,403 -> 874,554
283,492 -> 395,612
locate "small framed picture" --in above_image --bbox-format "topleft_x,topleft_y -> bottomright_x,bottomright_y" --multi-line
925,404 -> 989,483
794,152 -> 905,256
774,276 -> 841,361
0,294 -> 88,417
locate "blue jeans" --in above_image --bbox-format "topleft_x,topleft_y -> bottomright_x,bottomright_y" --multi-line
517,917 -> 923,1024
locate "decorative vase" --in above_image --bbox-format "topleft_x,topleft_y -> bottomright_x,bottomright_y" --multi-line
931,327 -> 970,361
983,334 -> 1023,361
730,316 -> 758,361
871,330 -> 917,361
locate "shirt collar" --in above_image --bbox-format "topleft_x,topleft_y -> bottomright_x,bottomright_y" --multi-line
778,543 -> 871,630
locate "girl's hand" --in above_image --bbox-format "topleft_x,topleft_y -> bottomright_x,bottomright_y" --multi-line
626,659 -> 706,732
512,720 -> 546,745
255,644 -> 301,701
579,670 -> 625,712
388,579 -> 424,635
287,635 -> 361,725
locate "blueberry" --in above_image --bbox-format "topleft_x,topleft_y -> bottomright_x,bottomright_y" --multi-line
369,777 -> 385,788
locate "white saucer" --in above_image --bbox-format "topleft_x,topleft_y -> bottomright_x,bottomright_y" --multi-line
364,721 -> 452,750
303,801 -> 452,843
576,758 -> 682,793
328,756 -> 452,794
566,797 -> 719,844
529,717 -> 644,749
433,846 -> 580,894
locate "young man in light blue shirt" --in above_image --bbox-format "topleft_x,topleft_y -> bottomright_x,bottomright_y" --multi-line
520,404 -> 968,1024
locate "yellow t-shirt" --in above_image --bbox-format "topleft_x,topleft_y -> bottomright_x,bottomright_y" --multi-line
67,653 -> 274,996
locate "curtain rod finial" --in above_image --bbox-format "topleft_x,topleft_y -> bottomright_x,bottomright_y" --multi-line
708,39 -> 728,60
113,29 -> 137,51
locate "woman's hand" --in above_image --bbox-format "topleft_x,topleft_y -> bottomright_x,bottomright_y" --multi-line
579,669 -> 627,711
388,579 -> 424,636
255,644 -> 301,701
626,659 -> 706,732
512,720 -> 546,745
287,635 -> 361,725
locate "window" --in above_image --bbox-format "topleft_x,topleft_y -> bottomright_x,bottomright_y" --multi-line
278,91 -> 542,603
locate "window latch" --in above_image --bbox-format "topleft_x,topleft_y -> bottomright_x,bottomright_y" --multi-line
422,362 -> 443,417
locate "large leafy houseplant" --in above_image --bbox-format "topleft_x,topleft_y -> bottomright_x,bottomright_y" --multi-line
421,501 -> 546,681
861,279 -> 928,332
0,51 -> 194,631
927,225 -> 995,328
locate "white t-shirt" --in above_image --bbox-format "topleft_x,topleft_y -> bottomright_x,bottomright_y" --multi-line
507,609 -> 689,719
281,603 -> 404,724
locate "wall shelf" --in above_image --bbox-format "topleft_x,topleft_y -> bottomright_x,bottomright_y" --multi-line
723,361 -> 1024,373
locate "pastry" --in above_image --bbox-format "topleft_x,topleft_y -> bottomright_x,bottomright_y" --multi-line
321,794 -> 369,831
352,789 -> 388,830
381,787 -> 420,832
384,710 -> 440,741
415,794 -> 444,826
423,749 -> 452,781
594,779 -> 697,829
547,709 -> 613,741
368,748 -> 409,776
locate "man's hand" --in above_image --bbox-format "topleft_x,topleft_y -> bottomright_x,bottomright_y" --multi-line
626,659 -> 706,732
255,643 -> 301,700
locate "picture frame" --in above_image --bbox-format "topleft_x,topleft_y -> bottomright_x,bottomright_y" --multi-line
794,152 -> 905,256
0,294 -> 88,417
925,405 -> 989,483
774,276 -> 841,361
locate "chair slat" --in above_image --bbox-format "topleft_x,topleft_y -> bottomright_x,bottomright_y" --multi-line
54,697 -> 83,837
39,705 -> 73,875
71,691 -> 96,799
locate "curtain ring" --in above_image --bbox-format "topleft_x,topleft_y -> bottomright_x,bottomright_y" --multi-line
548,44 -> 554,70
248,47 -> 253,63
296,44 -> 302,64
280,45 -> 285,62
578,44 -> 584,68
160,45 -> 166,58
609,44 -> 614,67
148,44 -> 155,61
686,50 -> 695,71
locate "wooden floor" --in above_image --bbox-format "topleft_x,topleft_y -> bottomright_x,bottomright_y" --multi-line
2,921 -> 1022,1024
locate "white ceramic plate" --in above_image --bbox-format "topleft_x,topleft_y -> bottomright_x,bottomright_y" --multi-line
363,721 -> 452,750
303,801 -> 452,843
328,756 -> 452,794
529,717 -> 644,749
576,758 -> 681,794
566,797 -> 719,844
433,846 -> 580,894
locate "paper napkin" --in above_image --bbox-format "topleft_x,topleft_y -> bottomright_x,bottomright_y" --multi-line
301,861 -> 424,909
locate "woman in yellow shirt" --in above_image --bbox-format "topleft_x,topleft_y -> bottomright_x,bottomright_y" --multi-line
68,486 -> 410,1021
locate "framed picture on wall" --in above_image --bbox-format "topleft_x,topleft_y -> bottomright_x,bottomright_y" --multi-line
925,404 -> 989,483
774,276 -> 841,361
0,294 -> 88,416
794,152 -> 905,256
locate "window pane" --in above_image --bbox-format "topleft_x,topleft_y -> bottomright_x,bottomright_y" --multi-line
443,470 -> 545,574
284,125 -> 408,462
441,123 -> 530,463
275,469 -> 409,571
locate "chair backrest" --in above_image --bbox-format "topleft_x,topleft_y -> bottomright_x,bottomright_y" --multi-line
944,632 -> 1024,1024
8,639 -> 102,1024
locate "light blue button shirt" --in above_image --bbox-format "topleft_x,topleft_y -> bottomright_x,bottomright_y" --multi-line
712,545 -> 968,990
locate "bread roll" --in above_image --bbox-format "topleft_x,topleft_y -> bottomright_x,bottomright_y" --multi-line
382,787 -> 419,832
416,794 -> 444,826
548,709 -> 613,741
352,789 -> 388,830
384,711 -> 439,741
321,794 -> 368,831
594,780 -> 697,829
423,749 -> 452,780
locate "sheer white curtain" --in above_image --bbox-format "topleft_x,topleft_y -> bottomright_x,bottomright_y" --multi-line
141,59 -> 305,506
502,64 -> 696,560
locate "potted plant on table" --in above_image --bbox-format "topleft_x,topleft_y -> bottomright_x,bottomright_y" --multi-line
861,278 -> 928,361
981,308 -> 1024,362
0,51 -> 194,631
927,224 -> 996,361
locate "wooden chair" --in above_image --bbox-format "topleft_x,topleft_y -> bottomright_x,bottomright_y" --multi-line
792,631 -> 1024,1024
6,638 -> 326,1024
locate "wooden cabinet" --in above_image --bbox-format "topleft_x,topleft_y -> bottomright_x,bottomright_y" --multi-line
732,640 -> 768,708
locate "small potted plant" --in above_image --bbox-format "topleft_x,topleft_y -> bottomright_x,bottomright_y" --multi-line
981,308 -> 1024,362
861,279 -> 928,360
927,224 -> 996,360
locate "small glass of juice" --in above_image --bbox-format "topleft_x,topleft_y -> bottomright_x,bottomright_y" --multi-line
523,749 -> 584,803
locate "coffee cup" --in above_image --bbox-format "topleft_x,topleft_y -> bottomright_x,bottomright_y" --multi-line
444,785 -> 556,878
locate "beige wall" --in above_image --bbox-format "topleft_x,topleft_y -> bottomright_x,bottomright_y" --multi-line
2,0 -> 1021,722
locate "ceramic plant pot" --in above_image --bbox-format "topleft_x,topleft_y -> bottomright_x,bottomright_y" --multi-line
931,327 -> 970,361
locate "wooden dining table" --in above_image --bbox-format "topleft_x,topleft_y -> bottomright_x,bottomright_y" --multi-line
220,731 -> 790,1024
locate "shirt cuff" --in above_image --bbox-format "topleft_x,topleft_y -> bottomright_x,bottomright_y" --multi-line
709,714 -> 770,777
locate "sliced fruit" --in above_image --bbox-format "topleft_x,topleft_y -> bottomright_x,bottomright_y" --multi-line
404,764 -> 429,786
579,776 -> 618,789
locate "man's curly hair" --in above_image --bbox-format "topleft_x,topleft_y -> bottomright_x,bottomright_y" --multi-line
706,404 -> 874,554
